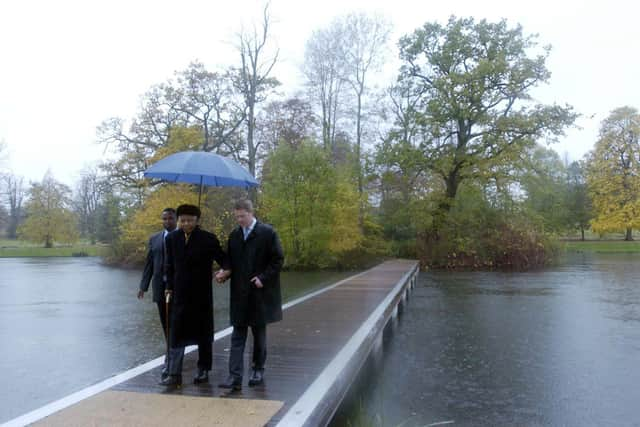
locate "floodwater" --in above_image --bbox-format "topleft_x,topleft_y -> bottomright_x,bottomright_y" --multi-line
331,252 -> 640,426
0,257 -> 353,423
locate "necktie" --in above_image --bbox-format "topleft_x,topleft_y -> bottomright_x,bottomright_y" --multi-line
162,231 -> 167,253
162,232 -> 167,282
243,227 -> 249,241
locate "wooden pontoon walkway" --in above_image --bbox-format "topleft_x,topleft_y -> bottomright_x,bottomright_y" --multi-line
6,259 -> 418,427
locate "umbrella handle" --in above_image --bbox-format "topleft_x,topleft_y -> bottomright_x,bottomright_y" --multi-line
165,298 -> 170,360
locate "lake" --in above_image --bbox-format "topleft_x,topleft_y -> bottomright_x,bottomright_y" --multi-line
331,252 -> 640,426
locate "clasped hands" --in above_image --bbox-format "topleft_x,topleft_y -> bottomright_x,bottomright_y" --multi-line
215,269 -> 231,284
214,269 -> 263,288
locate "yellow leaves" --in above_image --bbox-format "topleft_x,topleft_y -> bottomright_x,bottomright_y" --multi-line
108,125 -> 243,263
590,201 -> 640,234
19,174 -> 78,247
586,107 -> 640,234
118,182 -> 237,264
328,177 -> 362,254
119,184 -> 202,261
19,209 -> 78,246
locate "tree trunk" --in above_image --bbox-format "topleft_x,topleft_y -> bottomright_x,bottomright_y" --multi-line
580,226 -> 585,241
625,227 -> 633,241
321,101 -> 330,150
7,217 -> 18,239
445,171 -> 460,201
356,91 -> 363,229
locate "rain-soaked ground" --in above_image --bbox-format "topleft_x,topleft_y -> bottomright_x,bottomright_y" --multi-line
0,257 -> 354,423
331,252 -> 640,426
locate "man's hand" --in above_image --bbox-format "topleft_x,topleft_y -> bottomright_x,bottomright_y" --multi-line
215,269 -> 231,284
165,290 -> 172,303
214,269 -> 224,283
250,276 -> 264,289
137,290 -> 145,300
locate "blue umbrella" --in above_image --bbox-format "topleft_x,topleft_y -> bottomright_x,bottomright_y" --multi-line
144,151 -> 259,206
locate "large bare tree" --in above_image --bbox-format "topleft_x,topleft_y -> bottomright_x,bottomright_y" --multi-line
256,97 -> 316,150
73,166 -> 108,243
234,3 -> 280,178
302,21 -> 347,157
98,62 -> 248,206
97,82 -> 187,205
341,13 -> 391,223
3,173 -> 26,239
173,62 -> 246,157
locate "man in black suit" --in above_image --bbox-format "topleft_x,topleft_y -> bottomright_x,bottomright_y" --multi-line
217,199 -> 284,391
138,207 -> 177,380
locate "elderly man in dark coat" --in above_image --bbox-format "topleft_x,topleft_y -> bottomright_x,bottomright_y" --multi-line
161,204 -> 229,388
217,199 -> 284,391
137,207 -> 177,380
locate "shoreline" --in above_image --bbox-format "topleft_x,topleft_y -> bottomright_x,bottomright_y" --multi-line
2,240 -> 639,260
563,240 -> 640,253
0,244 -> 110,258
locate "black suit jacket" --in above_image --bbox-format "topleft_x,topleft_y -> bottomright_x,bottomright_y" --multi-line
139,230 -> 169,303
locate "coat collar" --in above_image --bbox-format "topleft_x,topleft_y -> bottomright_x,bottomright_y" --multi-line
238,220 -> 261,241
181,226 -> 201,244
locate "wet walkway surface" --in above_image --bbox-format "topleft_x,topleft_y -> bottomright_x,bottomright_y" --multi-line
113,260 -> 418,426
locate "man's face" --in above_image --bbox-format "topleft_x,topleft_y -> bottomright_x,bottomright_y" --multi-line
234,209 -> 254,228
178,215 -> 198,234
162,211 -> 177,231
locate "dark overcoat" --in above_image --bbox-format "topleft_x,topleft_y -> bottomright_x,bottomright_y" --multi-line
227,221 -> 284,327
165,227 -> 228,348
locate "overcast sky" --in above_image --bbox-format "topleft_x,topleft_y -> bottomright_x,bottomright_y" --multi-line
1,0 -> 638,186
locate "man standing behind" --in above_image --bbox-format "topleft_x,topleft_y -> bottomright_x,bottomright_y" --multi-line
217,199 -> 284,391
138,207 -> 177,381
163,204 -> 228,388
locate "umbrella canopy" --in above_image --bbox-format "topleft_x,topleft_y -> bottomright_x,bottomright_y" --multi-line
144,151 -> 259,188
144,151 -> 259,206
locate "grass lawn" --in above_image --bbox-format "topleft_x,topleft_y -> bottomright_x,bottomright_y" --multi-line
0,239 -> 110,257
563,240 -> 640,253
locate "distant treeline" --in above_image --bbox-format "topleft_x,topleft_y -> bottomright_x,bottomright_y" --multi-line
2,12 -> 639,270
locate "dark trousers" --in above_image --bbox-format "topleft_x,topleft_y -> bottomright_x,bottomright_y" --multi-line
229,324 -> 266,380
167,339 -> 212,375
156,299 -> 168,338
156,299 -> 168,372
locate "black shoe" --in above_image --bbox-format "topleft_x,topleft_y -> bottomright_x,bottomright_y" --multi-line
160,374 -> 182,388
218,376 -> 242,391
193,369 -> 209,384
248,369 -> 264,387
